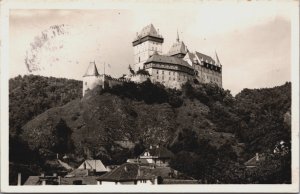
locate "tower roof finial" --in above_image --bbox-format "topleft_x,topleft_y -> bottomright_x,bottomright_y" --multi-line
176,29 -> 180,42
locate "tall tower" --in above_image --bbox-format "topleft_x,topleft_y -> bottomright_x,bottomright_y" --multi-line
132,24 -> 164,72
82,61 -> 102,96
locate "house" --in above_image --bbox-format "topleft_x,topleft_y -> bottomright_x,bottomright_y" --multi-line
77,159 -> 108,175
24,173 -> 61,185
97,163 -> 157,185
244,153 -> 266,168
61,169 -> 99,185
139,145 -> 174,167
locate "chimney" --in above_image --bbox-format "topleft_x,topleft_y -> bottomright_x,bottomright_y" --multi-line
137,166 -> 141,177
17,173 -> 21,186
58,176 -> 61,185
256,153 -> 259,161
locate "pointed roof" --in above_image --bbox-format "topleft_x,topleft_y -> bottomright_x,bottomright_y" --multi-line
214,51 -> 221,66
168,41 -> 188,57
78,159 -> 108,172
136,24 -> 161,39
83,61 -> 99,77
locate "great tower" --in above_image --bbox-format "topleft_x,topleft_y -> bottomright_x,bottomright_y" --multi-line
132,24 -> 164,72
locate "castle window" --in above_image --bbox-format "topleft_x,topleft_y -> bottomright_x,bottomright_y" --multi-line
169,72 -> 171,75
162,71 -> 164,74
173,78 -> 175,81
139,57 -> 140,63
157,70 -> 159,74
162,76 -> 164,80
157,76 -> 159,79
85,82 -> 87,86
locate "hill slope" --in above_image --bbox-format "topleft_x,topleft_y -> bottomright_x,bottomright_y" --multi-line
9,76 -> 291,184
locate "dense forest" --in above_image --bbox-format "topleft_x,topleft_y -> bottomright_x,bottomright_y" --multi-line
9,75 -> 291,184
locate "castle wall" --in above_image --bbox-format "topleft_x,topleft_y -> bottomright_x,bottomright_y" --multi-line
195,64 -> 222,87
147,66 -> 193,89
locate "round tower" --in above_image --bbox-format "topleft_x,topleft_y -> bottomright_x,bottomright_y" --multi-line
82,61 -> 103,96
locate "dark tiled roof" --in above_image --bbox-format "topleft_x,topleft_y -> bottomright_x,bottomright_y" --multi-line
195,51 -> 215,65
83,62 -> 99,77
145,54 -> 192,69
60,176 -> 98,185
144,146 -> 175,159
168,41 -> 188,56
97,163 -> 154,182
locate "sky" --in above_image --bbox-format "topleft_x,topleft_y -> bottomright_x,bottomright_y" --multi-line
9,1 -> 296,95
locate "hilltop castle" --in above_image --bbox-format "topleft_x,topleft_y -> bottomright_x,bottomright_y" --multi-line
83,24 -> 222,96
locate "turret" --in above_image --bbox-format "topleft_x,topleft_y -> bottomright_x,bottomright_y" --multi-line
82,61 -> 102,96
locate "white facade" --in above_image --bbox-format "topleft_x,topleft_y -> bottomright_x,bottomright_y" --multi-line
133,41 -> 163,71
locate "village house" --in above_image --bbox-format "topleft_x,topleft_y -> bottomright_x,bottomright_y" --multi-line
97,163 -> 157,185
244,153 -> 266,168
138,145 -> 174,167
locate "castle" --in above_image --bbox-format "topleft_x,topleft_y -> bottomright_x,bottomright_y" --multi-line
83,24 -> 222,96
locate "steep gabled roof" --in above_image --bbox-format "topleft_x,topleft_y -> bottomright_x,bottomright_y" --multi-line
168,41 -> 188,57
195,51 -> 215,65
83,61 -> 99,77
78,160 -> 108,172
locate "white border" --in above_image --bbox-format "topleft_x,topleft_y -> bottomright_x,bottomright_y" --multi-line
1,0 -> 299,193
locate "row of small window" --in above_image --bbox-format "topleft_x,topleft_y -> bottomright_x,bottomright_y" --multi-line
156,75 -> 188,81
206,76 -> 220,82
154,70 -> 176,75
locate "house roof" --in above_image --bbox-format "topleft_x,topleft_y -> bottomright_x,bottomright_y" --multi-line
126,158 -> 151,164
78,160 -> 108,172
97,163 -> 154,182
23,176 -> 41,185
83,61 -> 99,77
168,41 -> 188,57
142,146 -> 175,159
60,176 -> 98,185
145,54 -> 192,69
244,154 -> 266,167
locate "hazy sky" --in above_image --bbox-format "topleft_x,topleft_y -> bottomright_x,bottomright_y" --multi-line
9,1 -> 295,95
